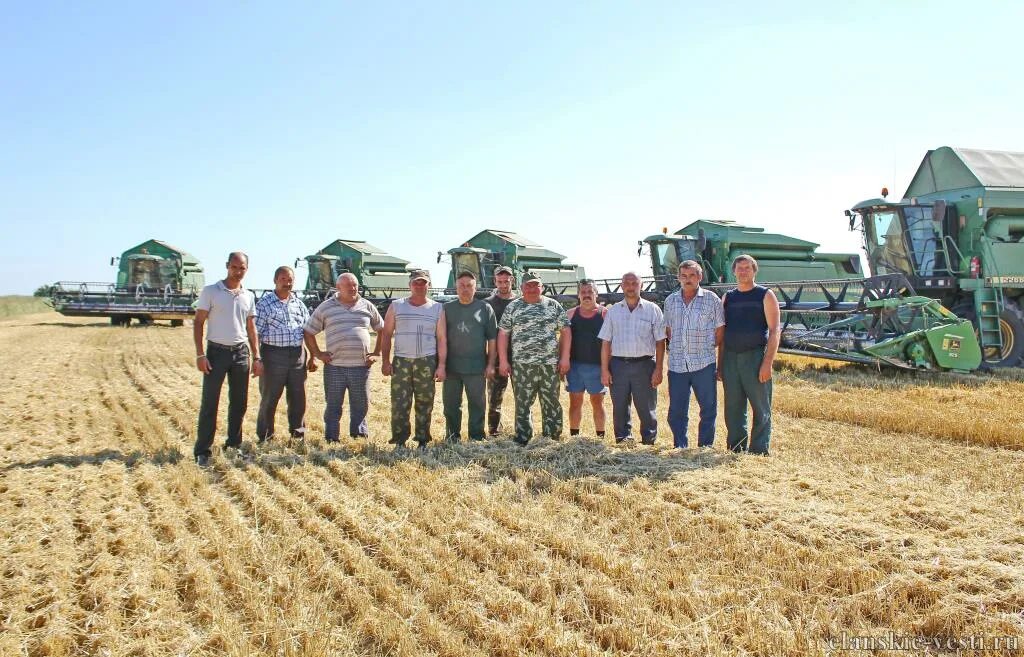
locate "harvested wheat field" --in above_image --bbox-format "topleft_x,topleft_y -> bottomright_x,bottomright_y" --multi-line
1,311 -> 1022,657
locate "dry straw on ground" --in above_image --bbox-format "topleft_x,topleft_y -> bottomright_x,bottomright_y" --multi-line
1,311 -> 1022,656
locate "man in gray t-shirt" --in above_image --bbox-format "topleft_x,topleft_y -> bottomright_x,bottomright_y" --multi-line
193,252 -> 259,465
443,271 -> 497,441
304,272 -> 384,442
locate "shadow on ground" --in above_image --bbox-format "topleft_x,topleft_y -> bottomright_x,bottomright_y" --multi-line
773,358 -> 1017,389
251,436 -> 736,486
1,447 -> 184,471
1,438 -> 734,486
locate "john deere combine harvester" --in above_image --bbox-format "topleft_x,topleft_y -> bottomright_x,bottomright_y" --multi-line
50,239 -> 205,326
636,220 -> 980,372
300,239 -> 421,310
442,229 -> 586,292
846,146 -> 1024,368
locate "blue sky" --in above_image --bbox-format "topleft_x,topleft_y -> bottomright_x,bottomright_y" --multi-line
3,1 -> 1022,294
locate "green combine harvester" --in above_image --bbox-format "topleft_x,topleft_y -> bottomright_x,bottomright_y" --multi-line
442,229 -> 586,292
635,220 -> 980,373
847,146 -> 1024,368
50,239 -> 205,326
300,239 -> 421,310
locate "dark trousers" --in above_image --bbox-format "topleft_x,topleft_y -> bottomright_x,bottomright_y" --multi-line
667,363 -> 717,448
609,357 -> 658,443
323,364 -> 371,441
722,348 -> 772,455
487,374 -> 510,435
195,341 -> 250,458
443,372 -> 486,440
256,344 -> 307,441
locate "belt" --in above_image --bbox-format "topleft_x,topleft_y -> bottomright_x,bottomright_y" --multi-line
207,341 -> 248,352
612,355 -> 654,362
260,342 -> 303,350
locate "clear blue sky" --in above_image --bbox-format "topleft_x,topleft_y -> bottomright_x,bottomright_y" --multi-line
3,1 -> 1022,294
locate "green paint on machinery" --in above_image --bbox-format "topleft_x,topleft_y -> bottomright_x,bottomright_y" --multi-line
847,146 -> 1024,367
443,229 -> 586,292
643,220 -> 862,289
50,239 -> 205,326
300,239 -> 418,310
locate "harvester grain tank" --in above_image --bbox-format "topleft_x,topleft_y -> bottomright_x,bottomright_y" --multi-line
443,229 -> 586,291
847,147 -> 1024,367
50,239 -> 204,326
301,239 -> 417,310
643,220 -> 862,291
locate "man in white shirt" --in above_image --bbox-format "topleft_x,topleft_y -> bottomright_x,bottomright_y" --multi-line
193,252 -> 259,465
598,272 -> 666,444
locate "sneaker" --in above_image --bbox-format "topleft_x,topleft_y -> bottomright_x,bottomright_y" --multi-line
290,428 -> 306,439
195,454 -> 210,467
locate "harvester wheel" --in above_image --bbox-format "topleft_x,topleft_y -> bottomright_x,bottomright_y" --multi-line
953,298 -> 1024,368
170,319 -> 184,327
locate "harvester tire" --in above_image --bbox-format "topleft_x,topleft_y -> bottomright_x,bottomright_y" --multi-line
170,319 -> 184,327
953,298 -> 1024,368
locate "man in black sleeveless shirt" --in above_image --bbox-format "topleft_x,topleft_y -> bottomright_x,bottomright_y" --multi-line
721,255 -> 781,455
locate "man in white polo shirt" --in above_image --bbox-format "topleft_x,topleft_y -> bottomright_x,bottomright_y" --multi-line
598,271 -> 666,444
193,252 -> 260,466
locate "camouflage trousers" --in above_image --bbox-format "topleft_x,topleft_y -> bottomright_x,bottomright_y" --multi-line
511,363 -> 562,444
390,355 -> 437,445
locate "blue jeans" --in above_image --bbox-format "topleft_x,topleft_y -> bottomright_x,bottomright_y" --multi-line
667,363 -> 717,448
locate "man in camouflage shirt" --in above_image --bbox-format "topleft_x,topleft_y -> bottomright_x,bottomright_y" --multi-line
497,273 -> 571,445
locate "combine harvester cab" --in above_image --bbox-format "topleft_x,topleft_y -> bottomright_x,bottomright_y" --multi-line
443,229 -> 586,300
300,239 -> 422,311
847,146 -> 1024,367
50,239 -> 204,326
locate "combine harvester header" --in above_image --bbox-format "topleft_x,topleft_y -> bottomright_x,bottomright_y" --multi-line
50,239 -> 205,326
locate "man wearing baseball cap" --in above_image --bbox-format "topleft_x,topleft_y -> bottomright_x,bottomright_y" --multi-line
497,272 -> 570,445
380,269 -> 446,449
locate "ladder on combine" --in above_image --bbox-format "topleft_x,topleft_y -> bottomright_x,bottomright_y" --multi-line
976,238 -> 1006,357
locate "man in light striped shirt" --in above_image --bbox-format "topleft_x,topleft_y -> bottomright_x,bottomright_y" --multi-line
304,273 -> 384,443
598,271 -> 666,444
663,260 -> 724,448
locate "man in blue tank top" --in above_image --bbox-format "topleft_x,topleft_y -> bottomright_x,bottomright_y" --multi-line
721,255 -> 781,455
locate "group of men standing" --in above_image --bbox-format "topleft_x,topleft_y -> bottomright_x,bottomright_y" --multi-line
191,252 -> 780,466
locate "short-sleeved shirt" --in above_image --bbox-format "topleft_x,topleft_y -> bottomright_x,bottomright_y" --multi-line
254,292 -> 309,347
391,297 -> 443,358
304,294 -> 384,367
597,298 -> 666,357
444,299 -> 497,374
663,288 -> 724,372
485,293 -> 518,323
498,297 -> 569,366
196,280 -> 255,346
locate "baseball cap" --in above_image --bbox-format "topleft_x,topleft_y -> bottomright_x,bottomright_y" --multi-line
494,265 -> 513,276
522,272 -> 542,284
408,269 -> 431,282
